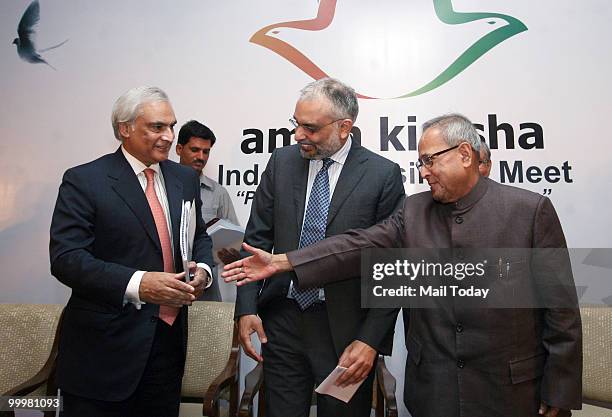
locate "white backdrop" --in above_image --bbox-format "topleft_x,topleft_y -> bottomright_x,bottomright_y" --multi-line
1,1 -> 611,415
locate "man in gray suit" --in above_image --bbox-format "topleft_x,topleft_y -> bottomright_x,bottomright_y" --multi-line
234,78 -> 405,417
225,114 -> 582,417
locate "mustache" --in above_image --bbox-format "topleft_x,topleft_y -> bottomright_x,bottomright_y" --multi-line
298,140 -> 317,146
192,159 -> 205,164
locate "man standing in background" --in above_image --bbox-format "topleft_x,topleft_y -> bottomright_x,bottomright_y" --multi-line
176,120 -> 240,301
234,78 -> 405,417
50,86 -> 213,417
176,120 -> 239,226
479,138 -> 492,177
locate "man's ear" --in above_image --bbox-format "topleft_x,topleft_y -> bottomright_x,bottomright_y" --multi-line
458,142 -> 474,167
118,122 -> 131,140
339,119 -> 354,140
175,143 -> 183,156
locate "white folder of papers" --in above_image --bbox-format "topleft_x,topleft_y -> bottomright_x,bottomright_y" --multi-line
179,199 -> 196,282
207,219 -> 245,263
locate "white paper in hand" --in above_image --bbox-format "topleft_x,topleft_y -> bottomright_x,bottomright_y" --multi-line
187,199 -> 196,259
314,366 -> 364,403
179,200 -> 195,282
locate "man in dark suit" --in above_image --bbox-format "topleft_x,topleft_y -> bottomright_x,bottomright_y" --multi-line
225,114 -> 582,417
50,86 -> 213,417
233,78 -> 404,417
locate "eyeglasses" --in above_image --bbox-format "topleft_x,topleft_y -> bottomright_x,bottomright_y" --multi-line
289,117 -> 343,135
416,145 -> 459,170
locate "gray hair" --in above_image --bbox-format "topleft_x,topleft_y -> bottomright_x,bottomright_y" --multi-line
480,139 -> 491,163
422,113 -> 481,152
299,78 -> 359,122
111,86 -> 170,140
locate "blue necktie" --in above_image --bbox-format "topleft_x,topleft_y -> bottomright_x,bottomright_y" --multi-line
291,158 -> 334,310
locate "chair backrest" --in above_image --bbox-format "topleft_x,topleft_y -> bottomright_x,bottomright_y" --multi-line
181,301 -> 236,398
0,304 -> 64,395
581,305 -> 612,406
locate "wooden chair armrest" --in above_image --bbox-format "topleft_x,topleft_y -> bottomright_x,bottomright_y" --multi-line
202,325 -> 241,416
376,356 -> 398,417
238,363 -> 264,417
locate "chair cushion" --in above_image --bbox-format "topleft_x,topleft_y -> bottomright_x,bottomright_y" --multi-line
573,403 -> 612,417
0,304 -> 63,394
181,302 -> 236,398
581,306 -> 612,403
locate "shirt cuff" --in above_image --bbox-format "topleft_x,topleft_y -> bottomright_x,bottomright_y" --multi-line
197,263 -> 213,289
124,270 -> 146,309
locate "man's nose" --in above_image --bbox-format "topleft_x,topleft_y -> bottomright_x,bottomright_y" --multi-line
160,129 -> 174,142
294,128 -> 308,142
417,165 -> 431,178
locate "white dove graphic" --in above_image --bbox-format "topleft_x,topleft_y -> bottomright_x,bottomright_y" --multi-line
251,0 -> 527,98
12,0 -> 68,70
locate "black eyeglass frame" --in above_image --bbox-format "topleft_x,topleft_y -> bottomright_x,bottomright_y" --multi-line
289,117 -> 344,135
416,144 -> 460,170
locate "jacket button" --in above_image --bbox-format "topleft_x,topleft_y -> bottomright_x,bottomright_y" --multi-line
455,216 -> 464,224
456,323 -> 464,333
457,359 -> 465,368
150,317 -> 157,323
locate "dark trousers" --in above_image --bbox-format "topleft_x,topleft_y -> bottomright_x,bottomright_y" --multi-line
61,316 -> 184,417
260,298 -> 375,417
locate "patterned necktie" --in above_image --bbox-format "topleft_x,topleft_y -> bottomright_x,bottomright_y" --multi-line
144,169 -> 179,325
291,158 -> 334,310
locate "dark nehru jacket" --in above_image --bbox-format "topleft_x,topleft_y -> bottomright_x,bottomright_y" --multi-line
288,177 -> 582,417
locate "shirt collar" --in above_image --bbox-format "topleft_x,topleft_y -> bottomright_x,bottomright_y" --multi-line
200,173 -> 215,190
121,146 -> 161,176
310,137 -> 352,168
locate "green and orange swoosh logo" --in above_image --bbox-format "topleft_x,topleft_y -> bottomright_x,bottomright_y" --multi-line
250,0 -> 527,99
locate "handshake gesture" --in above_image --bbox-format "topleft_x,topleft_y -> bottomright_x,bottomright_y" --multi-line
221,243 -> 292,285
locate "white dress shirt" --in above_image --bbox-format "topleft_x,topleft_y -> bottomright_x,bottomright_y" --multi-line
199,174 -> 240,225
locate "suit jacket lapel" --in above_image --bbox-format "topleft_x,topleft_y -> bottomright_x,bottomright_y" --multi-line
108,149 -> 160,251
327,143 -> 368,226
293,155 -> 310,240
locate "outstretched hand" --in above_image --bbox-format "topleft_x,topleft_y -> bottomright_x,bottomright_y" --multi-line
222,243 -> 291,285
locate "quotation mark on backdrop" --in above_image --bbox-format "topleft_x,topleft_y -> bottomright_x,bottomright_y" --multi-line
542,189 -> 552,195
237,190 -> 256,204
